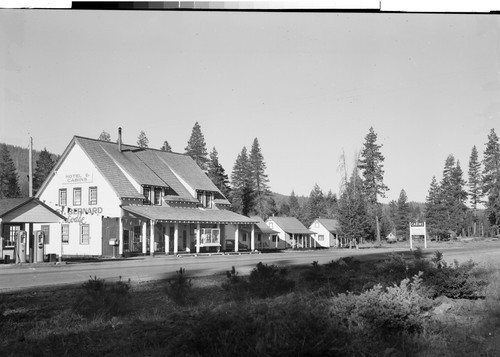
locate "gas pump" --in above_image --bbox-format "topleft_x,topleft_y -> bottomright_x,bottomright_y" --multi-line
35,230 -> 45,263
15,230 -> 27,264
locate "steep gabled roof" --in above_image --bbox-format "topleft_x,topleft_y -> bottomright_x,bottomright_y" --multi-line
267,216 -> 313,234
316,218 -> 340,233
251,216 -> 279,234
68,136 -> 228,203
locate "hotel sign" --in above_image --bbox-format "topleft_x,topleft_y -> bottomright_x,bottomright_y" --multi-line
63,173 -> 93,184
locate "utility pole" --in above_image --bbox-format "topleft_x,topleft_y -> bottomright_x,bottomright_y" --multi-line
28,137 -> 33,197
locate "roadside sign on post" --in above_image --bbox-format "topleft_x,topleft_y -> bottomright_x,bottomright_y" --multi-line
409,222 -> 427,250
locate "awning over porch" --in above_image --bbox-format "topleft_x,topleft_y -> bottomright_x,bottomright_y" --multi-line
122,205 -> 259,225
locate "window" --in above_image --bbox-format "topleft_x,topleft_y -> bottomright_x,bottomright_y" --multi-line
41,225 -> 50,244
205,192 -> 212,208
62,224 -> 69,244
257,234 -> 262,242
271,235 -> 277,242
197,191 -> 213,208
80,224 -> 90,245
268,222 -> 273,229
318,235 -> 325,241
242,233 -> 247,242
143,186 -> 151,204
73,188 -> 82,206
314,221 -> 319,228
59,189 -> 67,206
89,187 -> 98,205
200,228 -> 220,245
154,187 -> 162,205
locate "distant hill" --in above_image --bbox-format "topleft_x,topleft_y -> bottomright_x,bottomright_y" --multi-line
1,143 -> 60,197
272,192 -> 308,208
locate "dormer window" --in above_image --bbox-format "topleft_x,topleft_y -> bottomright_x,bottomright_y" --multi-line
197,190 -> 213,208
154,187 -> 162,205
143,186 -> 151,205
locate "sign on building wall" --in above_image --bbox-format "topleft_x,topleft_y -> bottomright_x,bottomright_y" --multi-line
63,173 -> 93,185
409,222 -> 427,249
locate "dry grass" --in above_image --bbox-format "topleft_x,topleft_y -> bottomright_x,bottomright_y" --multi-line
1,253 -> 500,356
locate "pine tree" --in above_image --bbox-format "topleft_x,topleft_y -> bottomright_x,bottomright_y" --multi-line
468,145 -> 482,209
160,141 -> 172,152
425,176 -> 446,239
33,148 -> 55,195
337,168 -> 371,246
396,189 -> 410,239
306,184 -> 326,226
358,127 -> 389,243
358,127 -> 389,204
230,147 -> 253,215
450,160 -> 468,235
482,129 -> 500,234
98,131 -> 111,142
185,122 -> 209,170
137,131 -> 149,148
207,147 -> 231,199
388,200 -> 398,232
0,144 -> 21,198
289,190 -> 301,218
325,190 -> 338,218
249,138 -> 272,217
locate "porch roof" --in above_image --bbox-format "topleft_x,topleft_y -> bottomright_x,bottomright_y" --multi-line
122,205 -> 259,225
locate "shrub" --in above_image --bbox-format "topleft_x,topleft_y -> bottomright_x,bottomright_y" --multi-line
248,262 -> 295,298
165,268 -> 194,306
329,272 -> 433,337
73,276 -> 131,317
424,260 -> 489,299
221,266 -> 250,301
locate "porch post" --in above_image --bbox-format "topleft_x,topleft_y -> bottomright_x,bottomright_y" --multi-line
142,221 -> 147,255
149,220 -> 155,257
165,223 -> 169,254
118,216 -> 123,256
196,222 -> 201,253
59,221 -> 63,263
234,224 -> 239,252
250,224 -> 255,251
174,223 -> 179,254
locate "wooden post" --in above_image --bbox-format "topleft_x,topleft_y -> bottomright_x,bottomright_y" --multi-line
118,216 -> 123,256
174,223 -> 179,254
142,221 -> 147,255
165,224 -> 169,254
251,224 -> 255,251
196,222 -> 201,253
234,224 -> 239,252
149,220 -> 155,257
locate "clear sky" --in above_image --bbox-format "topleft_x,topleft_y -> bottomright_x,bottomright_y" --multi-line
1,9 -> 499,203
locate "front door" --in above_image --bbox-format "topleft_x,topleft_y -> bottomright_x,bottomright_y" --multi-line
101,218 -> 119,257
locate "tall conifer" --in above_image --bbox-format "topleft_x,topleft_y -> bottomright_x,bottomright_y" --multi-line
358,127 -> 388,242
0,144 -> 21,198
207,147 -> 231,199
396,189 -> 410,239
185,122 -> 209,170
249,138 -> 271,217
137,131 -> 149,148
468,145 -> 482,235
160,141 -> 172,152
482,128 -> 500,234
230,147 -> 253,215
33,148 -> 55,195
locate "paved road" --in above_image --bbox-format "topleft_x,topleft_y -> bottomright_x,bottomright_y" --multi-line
0,245 -> 499,292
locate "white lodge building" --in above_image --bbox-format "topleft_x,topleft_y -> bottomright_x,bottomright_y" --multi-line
35,132 -> 258,258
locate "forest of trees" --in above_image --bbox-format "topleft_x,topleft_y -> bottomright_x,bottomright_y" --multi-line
2,124 -> 499,242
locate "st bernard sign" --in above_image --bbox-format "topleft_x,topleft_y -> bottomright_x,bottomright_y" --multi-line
409,222 -> 427,249
63,172 -> 93,185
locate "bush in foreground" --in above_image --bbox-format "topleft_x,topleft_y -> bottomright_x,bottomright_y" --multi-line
73,276 -> 131,318
165,267 -> 194,306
